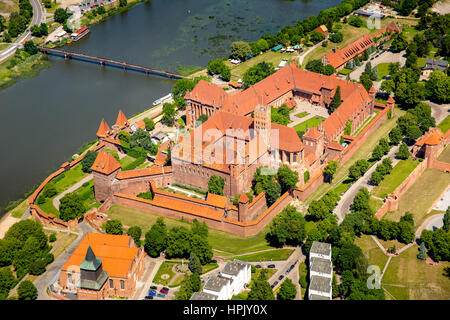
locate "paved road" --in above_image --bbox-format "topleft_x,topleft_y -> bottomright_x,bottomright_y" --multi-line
334,144 -> 401,223
0,0 -> 43,62
349,50 -> 407,81
425,100 -> 450,126
298,40 -> 325,67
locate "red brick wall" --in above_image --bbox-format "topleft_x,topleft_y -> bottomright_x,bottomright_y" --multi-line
292,171 -> 324,201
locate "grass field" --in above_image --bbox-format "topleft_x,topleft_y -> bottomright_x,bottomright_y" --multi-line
153,261 -> 177,286
230,249 -> 294,262
50,233 -> 78,258
107,205 -> 273,254
438,145 -> 450,163
338,68 -> 353,75
293,116 -> 325,133
438,115 -> 450,133
226,51 -> 295,80
376,63 -> 390,81
382,244 -> 450,300
295,112 -> 309,118
371,159 -> 420,199
10,199 -> 29,218
305,107 -> 406,205
354,235 -> 389,272
384,168 -> 450,227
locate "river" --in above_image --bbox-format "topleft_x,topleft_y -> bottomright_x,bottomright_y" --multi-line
0,0 -> 340,211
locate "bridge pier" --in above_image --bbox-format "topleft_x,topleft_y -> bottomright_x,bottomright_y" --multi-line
100,61 -> 104,67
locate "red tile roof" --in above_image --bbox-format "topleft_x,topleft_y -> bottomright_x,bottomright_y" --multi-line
91,150 -> 122,175
62,233 -> 141,278
115,110 -> 129,129
116,165 -> 171,180
304,127 -> 321,140
327,141 -> 344,151
239,192 -> 249,204
323,34 -> 374,69
97,119 -> 111,138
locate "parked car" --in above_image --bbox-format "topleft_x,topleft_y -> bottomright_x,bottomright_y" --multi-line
278,275 -> 284,281
268,264 -> 276,268
255,265 -> 262,269
144,295 -> 153,300
148,290 -> 156,296
272,281 -> 278,287
160,287 -> 169,294
150,285 -> 157,290
211,259 -> 217,263
157,293 -> 166,298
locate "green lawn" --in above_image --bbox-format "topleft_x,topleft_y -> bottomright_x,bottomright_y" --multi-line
107,205 -> 273,254
293,116 -> 325,133
153,261 -> 177,286
382,244 -> 450,300
438,115 -> 450,133
10,199 -> 29,218
202,263 -> 219,274
295,112 -> 309,118
305,107 -> 406,205
438,145 -> 450,163
52,165 -> 88,192
354,235 -> 389,272
376,63 -> 390,81
369,196 -> 383,213
230,249 -> 294,262
338,68 -> 353,75
384,168 -> 450,227
119,155 -> 137,167
371,159 -> 420,199
226,51 -> 295,80
73,180 -> 100,211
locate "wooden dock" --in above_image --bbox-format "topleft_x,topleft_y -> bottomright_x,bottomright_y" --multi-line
38,46 -> 186,80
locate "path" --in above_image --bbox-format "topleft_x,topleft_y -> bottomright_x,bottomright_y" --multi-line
168,185 -> 206,199
0,212 -> 20,238
0,0 -> 43,63
52,174 -> 93,210
297,40 -> 325,67
425,100 -> 450,126
349,50 -> 407,81
334,144 -> 401,223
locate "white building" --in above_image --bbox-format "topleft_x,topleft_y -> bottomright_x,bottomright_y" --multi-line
308,241 -> 333,300
190,260 -> 251,300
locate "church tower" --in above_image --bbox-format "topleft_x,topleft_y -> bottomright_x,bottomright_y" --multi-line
254,104 -> 271,148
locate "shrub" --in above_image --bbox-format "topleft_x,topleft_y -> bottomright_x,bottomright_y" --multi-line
299,275 -> 307,288
49,233 -> 57,243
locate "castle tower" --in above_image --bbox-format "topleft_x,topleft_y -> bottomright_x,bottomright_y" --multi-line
387,96 -> 395,114
238,192 -> 250,223
254,104 -> 271,149
91,151 -> 122,202
96,119 -> 111,140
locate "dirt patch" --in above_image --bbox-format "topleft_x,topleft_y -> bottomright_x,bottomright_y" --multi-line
0,213 -> 19,238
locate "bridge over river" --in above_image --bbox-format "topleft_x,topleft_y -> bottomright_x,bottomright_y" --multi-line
38,46 -> 187,80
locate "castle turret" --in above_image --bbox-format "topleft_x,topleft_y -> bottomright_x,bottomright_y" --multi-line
387,96 -> 395,114
238,193 -> 250,223
254,104 -> 271,149
369,86 -> 376,113
91,151 -> 122,202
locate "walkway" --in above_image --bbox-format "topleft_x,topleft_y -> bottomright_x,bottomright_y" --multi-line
349,50 -> 407,81
52,174 -> 93,210
297,40 -> 325,67
168,185 -> 206,200
334,143 -> 401,223
425,100 -> 450,126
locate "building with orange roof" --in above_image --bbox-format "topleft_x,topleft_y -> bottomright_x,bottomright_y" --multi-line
56,233 -> 145,300
412,127 -> 448,160
322,34 -> 375,70
114,110 -> 129,130
315,25 -> 329,37
91,151 -> 122,201
96,119 -> 112,138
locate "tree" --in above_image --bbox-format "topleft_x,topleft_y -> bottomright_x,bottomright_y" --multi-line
18,280 -> 37,300
405,125 -> 422,143
144,217 -> 167,257
380,79 -> 395,94
305,59 -> 323,73
242,62 -> 275,87
248,272 -> 274,300
231,41 -> 251,61
0,267 -> 16,300
398,221 -> 414,244
208,175 -> 225,195
418,242 -> 427,260
175,274 -> 194,300
207,59 -> 226,75
329,86 -> 341,113
278,278 -> 296,300
220,67 -> 231,82
324,160 -> 338,182
105,219 -> 123,235
191,219 -> 208,239
165,227 -> 192,259
370,171 -> 383,186
360,73 -> 373,91
335,243 -> 364,272
277,165 -> 299,194
443,206 -> 450,233
143,118 -> 155,132
54,8 -> 70,23
329,32 -> 343,43
190,234 -> 213,265
425,70 -> 450,103
308,199 -> 331,221
127,226 -> 142,246
310,30 -> 325,44
351,187 -> 372,216
188,252 -> 202,274
81,150 -> 98,173
265,180 -> 281,206
29,258 -> 47,275
119,0 -> 127,7
59,193 -> 86,222
162,102 -> 176,126
348,16 -> 363,27
24,40 -> 38,55
267,205 -> 306,247
390,32 -> 408,53
389,126 -> 403,145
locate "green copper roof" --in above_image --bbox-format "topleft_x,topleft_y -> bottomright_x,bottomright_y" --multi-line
77,271 -> 108,291
80,245 -> 103,271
